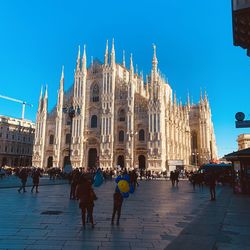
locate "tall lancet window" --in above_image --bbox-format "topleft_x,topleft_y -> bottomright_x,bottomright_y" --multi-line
139,129 -> 145,141
91,115 -> 98,128
191,131 -> 198,150
118,130 -> 125,143
92,83 -> 99,102
118,109 -> 126,122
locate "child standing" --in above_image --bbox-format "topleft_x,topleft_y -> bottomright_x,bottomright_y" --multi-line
111,189 -> 123,226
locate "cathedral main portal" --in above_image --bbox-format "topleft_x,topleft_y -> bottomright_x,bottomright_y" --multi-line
117,155 -> 125,169
139,155 -> 146,169
88,148 -> 97,169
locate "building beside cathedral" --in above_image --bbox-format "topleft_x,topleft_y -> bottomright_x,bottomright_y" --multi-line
0,115 -> 35,167
32,41 -> 217,172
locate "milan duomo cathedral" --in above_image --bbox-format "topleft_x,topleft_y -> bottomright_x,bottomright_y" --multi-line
32,40 -> 217,172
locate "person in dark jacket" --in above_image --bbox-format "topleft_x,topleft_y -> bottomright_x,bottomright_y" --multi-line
70,169 -> 80,200
18,168 -> 28,193
75,175 -> 97,229
208,171 -> 216,201
111,189 -> 124,226
31,169 -> 42,193
170,171 -> 175,186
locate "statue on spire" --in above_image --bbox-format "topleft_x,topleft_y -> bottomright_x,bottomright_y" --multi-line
76,45 -> 81,70
130,53 -> 134,78
110,38 -> 115,67
104,40 -> 109,66
44,85 -> 48,99
122,50 -> 126,67
152,43 -> 158,79
200,88 -> 203,104
61,65 -> 64,81
187,92 -> 190,108
60,65 -> 64,91
82,44 -> 87,72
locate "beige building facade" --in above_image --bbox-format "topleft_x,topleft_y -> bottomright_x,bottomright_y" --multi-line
0,116 -> 35,167
32,41 -> 217,171
237,134 -> 250,150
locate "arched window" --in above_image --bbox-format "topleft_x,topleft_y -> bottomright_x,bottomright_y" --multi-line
118,109 -> 125,122
47,156 -> 53,168
139,129 -> 145,141
66,133 -> 71,144
92,84 -> 99,102
91,115 -> 97,128
118,130 -> 124,142
49,135 -> 54,145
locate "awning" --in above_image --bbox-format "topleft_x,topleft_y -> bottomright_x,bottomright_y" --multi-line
224,148 -> 250,161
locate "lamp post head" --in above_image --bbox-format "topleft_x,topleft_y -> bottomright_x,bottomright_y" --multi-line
68,106 -> 76,118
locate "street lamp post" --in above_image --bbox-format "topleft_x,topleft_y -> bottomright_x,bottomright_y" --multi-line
63,105 -> 80,167
192,149 -> 199,169
127,131 -> 137,169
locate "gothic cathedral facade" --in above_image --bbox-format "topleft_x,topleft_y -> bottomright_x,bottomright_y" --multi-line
32,41 -> 217,171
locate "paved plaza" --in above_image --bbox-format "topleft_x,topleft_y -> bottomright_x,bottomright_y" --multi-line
0,176 -> 68,189
0,179 -> 250,250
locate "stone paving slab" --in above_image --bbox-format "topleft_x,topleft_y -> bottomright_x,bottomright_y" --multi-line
165,186 -> 250,250
0,180 -> 248,250
0,175 -> 68,188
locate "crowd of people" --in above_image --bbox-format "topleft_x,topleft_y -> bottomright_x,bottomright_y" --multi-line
69,168 -> 139,228
17,167 -> 43,193
0,164 -> 235,228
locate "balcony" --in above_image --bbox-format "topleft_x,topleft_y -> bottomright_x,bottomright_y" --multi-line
232,0 -> 250,56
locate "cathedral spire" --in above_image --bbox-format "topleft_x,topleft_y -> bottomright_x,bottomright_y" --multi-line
104,40 -> 109,66
136,64 -> 138,75
82,44 -> 87,72
130,53 -> 134,79
200,88 -> 203,103
110,38 -> 115,67
204,90 -> 208,103
122,50 -> 126,67
173,92 -> 177,112
204,90 -> 210,109
38,85 -> 43,112
76,45 -> 81,70
179,98 -> 182,106
43,84 -> 48,112
152,44 -> 158,77
140,70 -> 144,80
174,92 -> 177,106
39,85 -> 43,102
44,85 -> 48,99
60,66 -> 64,91
187,92 -> 190,108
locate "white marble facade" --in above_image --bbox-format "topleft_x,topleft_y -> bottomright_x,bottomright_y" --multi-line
32,41 -> 217,172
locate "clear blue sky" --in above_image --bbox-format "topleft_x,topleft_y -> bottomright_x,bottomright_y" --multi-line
0,0 -> 249,157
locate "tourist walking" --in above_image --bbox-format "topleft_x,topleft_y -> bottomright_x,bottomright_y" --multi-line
208,171 -> 216,201
170,171 -> 175,186
174,170 -> 179,186
31,169 -> 42,193
111,189 -> 124,226
18,168 -> 28,193
70,169 -> 80,200
76,175 -> 97,229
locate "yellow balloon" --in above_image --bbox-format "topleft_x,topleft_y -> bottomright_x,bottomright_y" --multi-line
118,180 -> 130,193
